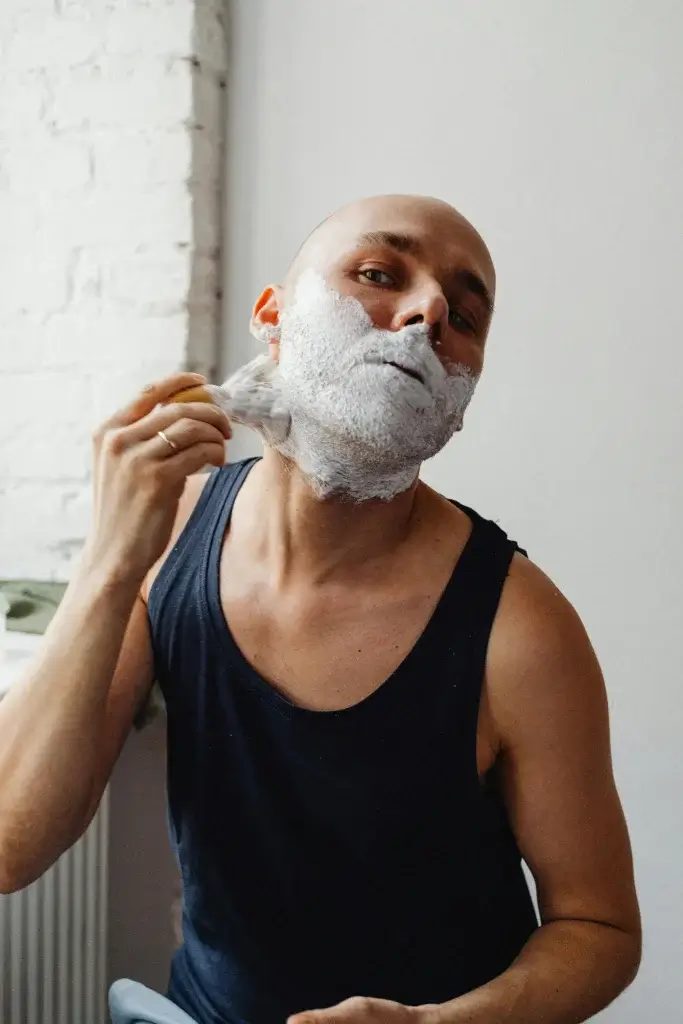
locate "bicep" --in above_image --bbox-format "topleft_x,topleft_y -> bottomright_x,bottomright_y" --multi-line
84,595 -> 155,823
488,559 -> 639,933
83,474 -> 209,824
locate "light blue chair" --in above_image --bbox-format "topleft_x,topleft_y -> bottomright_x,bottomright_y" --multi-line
109,980 -> 198,1024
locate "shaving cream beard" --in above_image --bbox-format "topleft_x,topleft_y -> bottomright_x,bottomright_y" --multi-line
266,270 -> 479,501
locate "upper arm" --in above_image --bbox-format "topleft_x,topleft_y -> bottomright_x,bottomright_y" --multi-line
84,594 -> 155,823
86,470 -> 214,816
85,472 -> 212,823
486,556 -> 640,936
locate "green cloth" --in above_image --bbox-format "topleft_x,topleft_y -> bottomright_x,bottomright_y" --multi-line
0,580 -> 67,635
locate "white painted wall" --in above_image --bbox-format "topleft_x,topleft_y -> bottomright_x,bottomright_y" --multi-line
0,0 -> 227,994
0,0 -> 226,582
223,1 -> 683,1018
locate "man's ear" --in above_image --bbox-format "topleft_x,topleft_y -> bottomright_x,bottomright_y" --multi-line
250,285 -> 284,361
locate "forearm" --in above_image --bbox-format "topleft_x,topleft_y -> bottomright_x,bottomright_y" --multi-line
0,551 -> 141,890
429,919 -> 641,1024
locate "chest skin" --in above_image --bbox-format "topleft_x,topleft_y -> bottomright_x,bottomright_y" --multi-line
217,496 -> 499,776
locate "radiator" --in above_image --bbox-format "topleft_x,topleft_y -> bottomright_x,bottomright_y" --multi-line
0,790 -> 109,1024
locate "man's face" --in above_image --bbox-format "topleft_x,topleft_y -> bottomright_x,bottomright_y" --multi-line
249,196 -> 496,500
278,195 -> 495,380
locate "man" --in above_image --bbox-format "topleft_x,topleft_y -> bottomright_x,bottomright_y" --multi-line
0,195 -> 640,1024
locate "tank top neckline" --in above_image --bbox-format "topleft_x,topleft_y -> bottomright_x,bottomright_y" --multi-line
200,458 -> 487,724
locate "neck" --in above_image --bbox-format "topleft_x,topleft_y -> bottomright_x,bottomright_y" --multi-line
243,449 -> 422,583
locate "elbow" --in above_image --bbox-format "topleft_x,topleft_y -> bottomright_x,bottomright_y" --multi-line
0,850 -> 49,895
0,826 -> 20,893
0,803 -> 95,895
0,838 -> 36,894
0,853 -> 30,895
622,925 -> 643,989
0,873 -> 25,896
619,899 -> 643,989
0,827 -> 48,895
606,917 -> 643,998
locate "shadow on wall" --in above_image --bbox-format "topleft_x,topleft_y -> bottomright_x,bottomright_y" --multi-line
108,718 -> 180,994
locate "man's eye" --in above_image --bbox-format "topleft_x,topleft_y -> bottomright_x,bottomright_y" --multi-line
448,308 -> 474,333
360,268 -> 396,287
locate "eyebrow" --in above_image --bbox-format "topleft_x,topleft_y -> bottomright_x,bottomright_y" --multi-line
354,231 -> 494,316
355,231 -> 423,256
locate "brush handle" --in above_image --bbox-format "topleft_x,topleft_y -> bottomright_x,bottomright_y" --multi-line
167,385 -> 215,405
166,376 -> 291,444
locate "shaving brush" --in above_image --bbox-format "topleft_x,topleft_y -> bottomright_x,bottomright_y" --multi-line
167,384 -> 215,406
166,355 -> 291,444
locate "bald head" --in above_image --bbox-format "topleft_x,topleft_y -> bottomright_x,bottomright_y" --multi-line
286,194 -> 495,299
252,194 -> 496,381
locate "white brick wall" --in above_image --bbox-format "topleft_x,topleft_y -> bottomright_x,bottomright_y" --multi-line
0,0 -> 227,580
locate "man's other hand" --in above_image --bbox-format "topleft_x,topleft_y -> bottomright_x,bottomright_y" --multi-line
288,996 -> 437,1024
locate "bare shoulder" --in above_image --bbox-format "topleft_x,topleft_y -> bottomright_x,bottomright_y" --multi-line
491,551 -> 596,676
142,472 -> 212,601
485,552 -> 607,744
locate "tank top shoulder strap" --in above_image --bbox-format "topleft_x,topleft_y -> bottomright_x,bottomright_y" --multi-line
450,499 -> 525,645
421,501 -> 525,722
148,457 -> 259,626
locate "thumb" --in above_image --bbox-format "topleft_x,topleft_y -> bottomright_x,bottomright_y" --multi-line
103,372 -> 207,431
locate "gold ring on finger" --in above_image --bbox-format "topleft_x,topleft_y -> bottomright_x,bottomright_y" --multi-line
157,429 -> 179,452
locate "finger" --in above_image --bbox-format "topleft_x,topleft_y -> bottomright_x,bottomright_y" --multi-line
287,1010 -> 344,1024
164,440 -> 227,475
288,1014 -> 348,1024
130,437 -> 226,480
119,402 -> 232,447
289,997 -> 393,1024
148,418 -> 229,458
101,372 -> 207,431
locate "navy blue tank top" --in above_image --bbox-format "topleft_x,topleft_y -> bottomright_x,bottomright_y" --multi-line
148,459 -> 537,1024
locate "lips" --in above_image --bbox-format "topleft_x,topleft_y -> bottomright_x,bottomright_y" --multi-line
361,354 -> 426,386
384,361 -> 424,385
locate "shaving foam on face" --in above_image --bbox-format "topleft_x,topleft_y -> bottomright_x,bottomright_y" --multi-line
259,269 -> 479,501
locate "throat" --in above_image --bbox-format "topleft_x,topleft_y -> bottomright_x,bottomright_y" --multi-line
219,481 -> 473,714
250,450 -> 423,583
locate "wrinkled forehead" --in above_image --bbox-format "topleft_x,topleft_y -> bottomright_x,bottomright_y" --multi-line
290,199 -> 496,297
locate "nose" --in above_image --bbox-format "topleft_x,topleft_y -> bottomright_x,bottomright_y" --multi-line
394,288 -> 449,346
